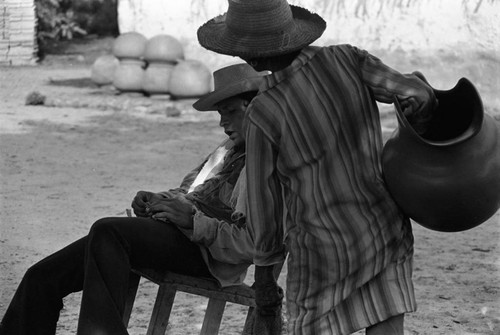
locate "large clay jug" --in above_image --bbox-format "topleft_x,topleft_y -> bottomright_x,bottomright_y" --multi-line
382,75 -> 500,232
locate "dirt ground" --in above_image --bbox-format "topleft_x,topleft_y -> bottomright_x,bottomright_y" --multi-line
0,37 -> 499,334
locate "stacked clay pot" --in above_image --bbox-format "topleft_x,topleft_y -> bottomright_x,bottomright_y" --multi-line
142,34 -> 184,96
169,60 -> 212,99
90,54 -> 119,86
112,32 -> 147,92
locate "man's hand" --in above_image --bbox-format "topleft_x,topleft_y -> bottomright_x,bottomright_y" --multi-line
253,265 -> 284,334
148,194 -> 195,229
131,191 -> 163,217
399,71 -> 439,135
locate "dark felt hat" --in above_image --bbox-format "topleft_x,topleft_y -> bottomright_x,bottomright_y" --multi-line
193,63 -> 267,111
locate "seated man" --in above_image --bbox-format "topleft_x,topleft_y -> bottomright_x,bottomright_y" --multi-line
0,63 -> 265,335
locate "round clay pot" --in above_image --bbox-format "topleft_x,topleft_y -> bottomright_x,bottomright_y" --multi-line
382,75 -> 500,232
91,54 -> 119,86
168,60 -> 212,98
142,62 -> 175,95
112,32 -> 147,59
143,34 -> 184,63
113,59 -> 145,92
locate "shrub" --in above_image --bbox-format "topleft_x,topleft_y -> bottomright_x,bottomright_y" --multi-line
36,0 -> 87,41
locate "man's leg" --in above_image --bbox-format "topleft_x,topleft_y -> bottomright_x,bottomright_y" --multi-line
0,237 -> 87,335
76,217 -> 210,335
366,314 -> 404,335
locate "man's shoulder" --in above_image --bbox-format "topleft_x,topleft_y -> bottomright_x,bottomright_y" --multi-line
314,43 -> 361,57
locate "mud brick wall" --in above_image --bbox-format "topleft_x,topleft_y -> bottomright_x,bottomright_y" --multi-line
1,0 -> 37,65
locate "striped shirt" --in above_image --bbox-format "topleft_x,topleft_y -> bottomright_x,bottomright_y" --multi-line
245,45 -> 435,334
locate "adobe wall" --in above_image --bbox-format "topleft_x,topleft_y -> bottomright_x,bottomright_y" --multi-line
117,0 -> 499,69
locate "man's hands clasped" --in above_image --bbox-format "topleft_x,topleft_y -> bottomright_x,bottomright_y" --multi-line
131,190 -> 195,229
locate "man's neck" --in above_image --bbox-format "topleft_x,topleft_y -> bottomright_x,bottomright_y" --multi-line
248,49 -> 302,72
270,50 -> 301,72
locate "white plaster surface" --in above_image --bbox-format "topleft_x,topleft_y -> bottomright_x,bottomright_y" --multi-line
117,0 -> 499,56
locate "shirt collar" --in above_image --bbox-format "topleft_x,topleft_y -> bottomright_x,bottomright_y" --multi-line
259,46 -> 321,91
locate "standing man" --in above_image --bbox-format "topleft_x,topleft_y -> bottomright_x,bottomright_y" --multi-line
197,1 -> 437,334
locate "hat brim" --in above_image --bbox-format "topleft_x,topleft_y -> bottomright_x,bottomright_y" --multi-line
198,5 -> 326,58
193,76 -> 262,111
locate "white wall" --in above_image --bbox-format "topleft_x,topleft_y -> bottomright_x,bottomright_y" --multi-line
117,0 -> 499,69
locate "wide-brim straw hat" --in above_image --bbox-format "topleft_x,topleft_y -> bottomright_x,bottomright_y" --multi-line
193,63 -> 267,111
197,0 -> 326,58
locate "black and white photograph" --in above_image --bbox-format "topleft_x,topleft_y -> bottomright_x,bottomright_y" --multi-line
1,1 -> 499,334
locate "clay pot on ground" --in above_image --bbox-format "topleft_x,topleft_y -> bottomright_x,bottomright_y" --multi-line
91,54 -> 119,86
382,73 -> 500,232
168,60 -> 212,99
143,34 -> 184,63
113,59 -> 145,92
112,32 -> 147,59
112,32 -> 147,93
142,35 -> 185,95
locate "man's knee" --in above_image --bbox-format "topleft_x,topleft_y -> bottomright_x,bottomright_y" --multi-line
23,262 -> 49,286
88,217 -> 125,242
87,217 -> 131,255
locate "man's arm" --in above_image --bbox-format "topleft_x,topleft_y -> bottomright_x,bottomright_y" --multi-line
246,120 -> 286,267
188,208 -> 254,264
147,190 -> 255,264
352,45 -> 438,133
246,119 -> 285,323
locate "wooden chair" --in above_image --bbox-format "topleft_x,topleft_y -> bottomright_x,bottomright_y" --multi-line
123,263 -> 284,335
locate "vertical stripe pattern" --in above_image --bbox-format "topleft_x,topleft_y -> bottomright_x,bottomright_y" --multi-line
245,45 -> 434,334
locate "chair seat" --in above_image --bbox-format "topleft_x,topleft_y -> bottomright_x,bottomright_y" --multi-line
124,262 -> 284,334
133,268 -> 256,307
123,269 -> 258,335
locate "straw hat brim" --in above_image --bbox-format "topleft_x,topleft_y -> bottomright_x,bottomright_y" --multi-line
193,77 -> 262,111
197,5 -> 326,58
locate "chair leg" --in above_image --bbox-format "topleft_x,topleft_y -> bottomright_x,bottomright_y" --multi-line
147,284 -> 177,335
241,306 -> 255,335
123,271 -> 141,327
200,298 -> 226,335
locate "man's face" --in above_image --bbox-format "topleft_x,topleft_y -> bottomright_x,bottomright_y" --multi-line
217,96 -> 248,149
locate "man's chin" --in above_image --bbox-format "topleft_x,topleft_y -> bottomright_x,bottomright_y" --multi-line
232,140 -> 245,150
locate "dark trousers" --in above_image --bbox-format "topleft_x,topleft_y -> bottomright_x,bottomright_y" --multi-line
0,217 -> 211,335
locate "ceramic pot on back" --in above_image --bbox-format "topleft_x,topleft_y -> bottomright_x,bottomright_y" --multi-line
382,74 -> 500,232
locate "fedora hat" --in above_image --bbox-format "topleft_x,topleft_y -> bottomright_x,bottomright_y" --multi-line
193,63 -> 267,111
197,0 -> 326,58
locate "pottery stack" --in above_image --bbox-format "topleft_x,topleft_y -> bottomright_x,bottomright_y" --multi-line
112,32 -> 147,93
90,31 -> 212,99
142,34 -> 184,96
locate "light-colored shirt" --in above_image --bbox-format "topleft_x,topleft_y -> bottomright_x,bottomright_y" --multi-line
188,145 -> 229,193
245,45 -> 435,334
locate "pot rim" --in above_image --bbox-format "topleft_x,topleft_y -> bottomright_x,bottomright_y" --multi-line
393,77 -> 484,147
